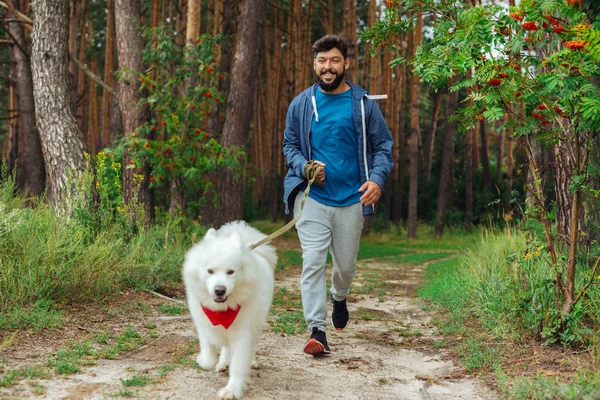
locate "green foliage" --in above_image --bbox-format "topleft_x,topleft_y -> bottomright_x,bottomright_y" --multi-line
502,371 -> 600,400
420,228 -> 600,346
117,28 -> 246,218
365,0 -> 600,342
0,164 -> 198,327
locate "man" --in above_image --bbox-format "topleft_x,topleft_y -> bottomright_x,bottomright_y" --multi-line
282,35 -> 394,356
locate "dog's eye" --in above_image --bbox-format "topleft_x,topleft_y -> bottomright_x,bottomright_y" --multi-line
227,270 -> 235,275
207,269 -> 214,274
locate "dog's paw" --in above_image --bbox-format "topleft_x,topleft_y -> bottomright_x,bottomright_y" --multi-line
215,360 -> 229,373
196,352 -> 217,370
218,384 -> 244,400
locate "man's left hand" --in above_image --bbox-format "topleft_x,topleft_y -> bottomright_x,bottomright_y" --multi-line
358,181 -> 382,206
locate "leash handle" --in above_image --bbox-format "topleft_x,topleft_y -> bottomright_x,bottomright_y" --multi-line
249,165 -> 322,250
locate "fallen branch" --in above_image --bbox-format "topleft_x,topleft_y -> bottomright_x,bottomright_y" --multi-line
147,289 -> 186,304
157,316 -> 191,321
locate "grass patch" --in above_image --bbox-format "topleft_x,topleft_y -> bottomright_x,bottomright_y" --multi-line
0,365 -> 50,387
385,251 -> 453,265
419,228 -> 600,396
121,373 -> 153,387
0,300 -> 63,331
269,287 -> 306,334
158,304 -> 186,315
355,307 -> 392,321
499,370 -> 600,399
276,248 -> 303,272
0,172 -> 198,329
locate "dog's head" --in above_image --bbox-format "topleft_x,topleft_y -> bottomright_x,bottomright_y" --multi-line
184,227 -> 247,306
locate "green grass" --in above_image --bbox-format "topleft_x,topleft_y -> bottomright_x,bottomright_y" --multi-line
419,228 -> 600,396
269,287 -> 306,334
121,373 -> 153,387
1,325 -> 150,388
0,366 -> 50,387
385,251 -> 453,265
0,300 -> 63,331
0,173 -> 197,328
276,248 -> 303,272
500,371 -> 600,400
158,304 -> 186,315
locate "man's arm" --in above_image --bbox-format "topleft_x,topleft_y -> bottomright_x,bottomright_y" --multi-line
366,101 -> 394,189
282,102 -> 309,179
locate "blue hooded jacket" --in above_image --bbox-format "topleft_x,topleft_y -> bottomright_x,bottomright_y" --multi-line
282,82 -> 394,216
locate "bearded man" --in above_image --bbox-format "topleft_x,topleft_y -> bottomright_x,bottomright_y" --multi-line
282,34 -> 394,356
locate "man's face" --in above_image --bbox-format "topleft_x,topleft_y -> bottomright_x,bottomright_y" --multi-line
314,48 -> 349,92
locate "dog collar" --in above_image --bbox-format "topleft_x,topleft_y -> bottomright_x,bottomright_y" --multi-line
201,305 -> 241,329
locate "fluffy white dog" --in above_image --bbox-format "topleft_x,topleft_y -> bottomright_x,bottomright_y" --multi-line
183,221 -> 277,400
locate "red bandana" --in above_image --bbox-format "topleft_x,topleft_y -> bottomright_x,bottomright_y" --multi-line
201,305 -> 241,329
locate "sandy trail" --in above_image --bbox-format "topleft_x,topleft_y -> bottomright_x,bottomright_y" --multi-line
1,250 -> 500,400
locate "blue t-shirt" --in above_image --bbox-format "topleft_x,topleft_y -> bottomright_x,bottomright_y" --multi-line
309,88 -> 362,207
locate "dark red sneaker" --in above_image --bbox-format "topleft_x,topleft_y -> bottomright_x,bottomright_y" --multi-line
303,327 -> 331,356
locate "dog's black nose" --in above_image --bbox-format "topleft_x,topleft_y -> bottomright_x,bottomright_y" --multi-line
214,286 -> 226,297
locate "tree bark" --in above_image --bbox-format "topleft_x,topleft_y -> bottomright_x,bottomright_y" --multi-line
407,12 -> 422,239
214,0 -> 264,227
114,0 -> 154,226
31,0 -> 87,215
8,0 -> 46,198
434,79 -> 458,235
553,139 -> 576,242
100,0 -> 115,148
479,118 -> 491,188
425,92 -> 441,182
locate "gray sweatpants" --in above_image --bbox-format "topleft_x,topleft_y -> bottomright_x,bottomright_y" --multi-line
293,191 -> 365,333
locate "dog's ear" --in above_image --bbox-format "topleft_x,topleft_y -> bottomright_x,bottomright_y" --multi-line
229,231 -> 243,248
204,228 -> 217,240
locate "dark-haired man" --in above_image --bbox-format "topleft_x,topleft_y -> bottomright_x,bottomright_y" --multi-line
282,35 -> 394,356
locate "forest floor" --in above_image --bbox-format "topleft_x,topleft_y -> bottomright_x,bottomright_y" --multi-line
0,237 -> 520,399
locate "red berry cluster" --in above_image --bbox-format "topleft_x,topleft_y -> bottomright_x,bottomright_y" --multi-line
522,21 -> 539,31
509,12 -> 523,21
564,40 -> 586,50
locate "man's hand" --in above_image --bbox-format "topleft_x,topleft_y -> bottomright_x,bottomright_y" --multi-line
359,181 -> 381,206
305,160 -> 326,184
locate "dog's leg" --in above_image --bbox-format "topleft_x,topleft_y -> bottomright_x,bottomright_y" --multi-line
218,336 -> 255,400
196,336 -> 218,370
216,345 -> 230,372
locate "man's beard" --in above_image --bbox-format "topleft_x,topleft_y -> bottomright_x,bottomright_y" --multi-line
317,69 -> 345,92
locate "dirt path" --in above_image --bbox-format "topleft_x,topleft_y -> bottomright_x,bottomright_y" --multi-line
1,247 -> 500,400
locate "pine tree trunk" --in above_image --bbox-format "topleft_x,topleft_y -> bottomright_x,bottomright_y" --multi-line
425,92 -> 441,182
100,0 -> 115,148
114,0 -> 154,226
75,0 -> 88,132
505,123 -> 514,211
214,0 -> 264,227
407,12 -> 422,239
31,0 -> 87,215
479,119 -> 491,188
6,66 -> 19,176
434,80 -> 458,235
9,3 -> 46,198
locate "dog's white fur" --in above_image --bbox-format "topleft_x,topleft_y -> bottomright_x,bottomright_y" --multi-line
183,221 -> 276,400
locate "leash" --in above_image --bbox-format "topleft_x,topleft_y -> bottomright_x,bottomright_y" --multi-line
249,162 -> 323,250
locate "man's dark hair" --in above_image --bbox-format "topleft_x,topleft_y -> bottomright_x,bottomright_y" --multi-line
312,35 -> 349,59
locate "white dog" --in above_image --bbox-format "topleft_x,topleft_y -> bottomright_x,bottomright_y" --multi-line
183,221 -> 277,400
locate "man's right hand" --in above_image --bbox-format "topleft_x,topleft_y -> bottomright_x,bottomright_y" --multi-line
305,160 -> 326,185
